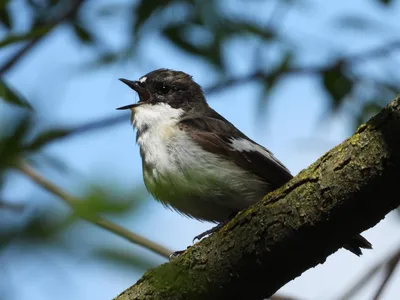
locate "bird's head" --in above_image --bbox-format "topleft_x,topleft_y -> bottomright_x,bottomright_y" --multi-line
117,69 -> 207,112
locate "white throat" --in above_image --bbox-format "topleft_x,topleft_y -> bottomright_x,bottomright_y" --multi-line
132,102 -> 184,131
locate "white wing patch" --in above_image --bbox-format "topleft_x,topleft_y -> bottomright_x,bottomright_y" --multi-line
139,76 -> 147,83
229,138 -> 290,172
230,138 -> 270,155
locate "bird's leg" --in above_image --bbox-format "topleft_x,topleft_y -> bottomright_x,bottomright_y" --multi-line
193,212 -> 237,243
169,213 -> 238,260
169,246 -> 191,261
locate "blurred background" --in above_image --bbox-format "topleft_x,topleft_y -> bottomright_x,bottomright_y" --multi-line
1,0 -> 400,299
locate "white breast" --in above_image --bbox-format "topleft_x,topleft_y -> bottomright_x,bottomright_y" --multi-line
131,103 -> 268,221
132,103 -> 185,173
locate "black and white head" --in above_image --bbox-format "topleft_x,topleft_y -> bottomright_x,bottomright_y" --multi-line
117,69 -> 208,114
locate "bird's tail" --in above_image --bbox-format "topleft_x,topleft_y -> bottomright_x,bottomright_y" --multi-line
344,234 -> 372,256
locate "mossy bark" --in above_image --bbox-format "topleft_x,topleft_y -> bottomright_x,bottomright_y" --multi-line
115,96 -> 400,300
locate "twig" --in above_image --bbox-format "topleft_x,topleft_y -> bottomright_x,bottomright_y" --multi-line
15,160 -> 172,259
337,245 -> 400,300
0,38 -> 40,76
345,40 -> 400,64
372,247 -> 400,300
206,39 -> 400,95
0,201 -> 25,212
7,40 -> 399,146
0,0 -> 86,76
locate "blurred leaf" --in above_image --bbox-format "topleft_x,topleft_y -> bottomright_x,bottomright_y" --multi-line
164,25 -> 205,55
134,0 -> 175,33
92,248 -> 158,272
0,80 -> 33,110
163,24 -> 223,68
82,51 -> 124,70
378,0 -> 392,5
0,25 -> 51,48
361,102 -> 382,119
26,0 -> 60,10
322,63 -> 353,109
25,128 -> 71,151
0,0 -> 11,29
71,185 -> 146,219
23,213 -> 78,242
224,20 -> 274,40
0,0 -> 10,8
0,117 -> 31,174
255,52 -> 293,120
72,23 -> 94,44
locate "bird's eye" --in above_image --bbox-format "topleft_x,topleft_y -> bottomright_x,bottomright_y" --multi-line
160,85 -> 171,94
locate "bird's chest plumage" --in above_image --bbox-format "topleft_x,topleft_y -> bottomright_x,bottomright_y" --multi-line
131,103 -> 267,222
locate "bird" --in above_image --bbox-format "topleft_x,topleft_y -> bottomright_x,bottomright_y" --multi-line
117,68 -> 372,256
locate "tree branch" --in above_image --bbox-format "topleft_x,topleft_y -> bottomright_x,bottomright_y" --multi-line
114,95 -> 400,300
0,0 -> 86,76
205,39 -> 400,94
15,160 -> 172,259
337,245 -> 400,300
372,247 -> 400,300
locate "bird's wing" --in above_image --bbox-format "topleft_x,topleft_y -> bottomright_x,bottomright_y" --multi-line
178,110 -> 293,188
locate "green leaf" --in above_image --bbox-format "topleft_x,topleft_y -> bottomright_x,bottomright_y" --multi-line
322,63 -> 353,109
0,0 -> 11,29
72,23 -> 94,44
0,25 -> 51,48
163,25 -> 204,55
72,186 -> 143,217
163,24 -> 223,68
379,0 -> 392,5
0,80 -> 33,110
0,116 -> 32,174
134,0 -> 169,33
223,20 -> 274,40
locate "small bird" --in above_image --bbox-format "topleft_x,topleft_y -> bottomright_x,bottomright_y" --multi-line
117,68 -> 372,256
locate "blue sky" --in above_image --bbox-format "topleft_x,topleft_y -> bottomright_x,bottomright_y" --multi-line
1,0 -> 400,299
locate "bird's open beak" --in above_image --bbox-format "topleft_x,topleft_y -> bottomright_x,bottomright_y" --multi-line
116,78 -> 150,110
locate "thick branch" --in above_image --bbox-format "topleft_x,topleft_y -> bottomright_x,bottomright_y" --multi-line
115,95 -> 400,300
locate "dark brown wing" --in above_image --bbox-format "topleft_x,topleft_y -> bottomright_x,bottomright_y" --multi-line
178,109 -> 293,189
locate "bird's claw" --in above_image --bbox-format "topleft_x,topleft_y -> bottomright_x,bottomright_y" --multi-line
169,246 -> 192,261
192,221 -> 227,243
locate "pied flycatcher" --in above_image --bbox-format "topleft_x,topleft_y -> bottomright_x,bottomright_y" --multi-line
117,68 -> 371,256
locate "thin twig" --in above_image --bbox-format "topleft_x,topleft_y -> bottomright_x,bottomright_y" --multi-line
372,248 -> 400,300
345,40 -> 400,64
206,39 -> 400,94
337,245 -> 400,300
0,38 -> 40,76
0,0 -> 86,76
15,160 -> 172,259
0,201 -> 25,212
8,40 -> 400,146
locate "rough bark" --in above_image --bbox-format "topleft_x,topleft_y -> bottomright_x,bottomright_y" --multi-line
115,96 -> 400,300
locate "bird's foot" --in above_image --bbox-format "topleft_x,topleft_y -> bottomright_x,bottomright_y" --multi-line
192,223 -> 224,243
169,246 -> 191,261
192,214 -> 236,243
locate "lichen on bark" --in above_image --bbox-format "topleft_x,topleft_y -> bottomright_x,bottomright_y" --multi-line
115,95 -> 400,300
